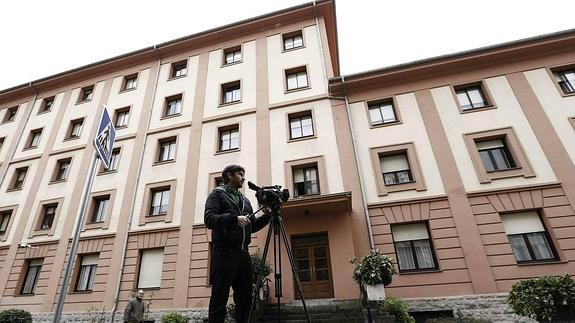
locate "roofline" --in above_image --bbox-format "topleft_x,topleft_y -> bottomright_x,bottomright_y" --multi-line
0,0 -> 337,98
330,27 -> 575,86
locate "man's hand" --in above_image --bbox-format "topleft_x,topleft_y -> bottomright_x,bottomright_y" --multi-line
237,215 -> 250,227
262,207 -> 271,215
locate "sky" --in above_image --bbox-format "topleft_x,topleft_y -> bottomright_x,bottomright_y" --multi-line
1,0 -> 575,91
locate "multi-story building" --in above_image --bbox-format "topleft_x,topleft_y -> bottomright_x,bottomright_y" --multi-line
0,0 -> 573,321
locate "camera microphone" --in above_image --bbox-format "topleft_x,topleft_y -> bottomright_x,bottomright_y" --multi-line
247,181 -> 261,191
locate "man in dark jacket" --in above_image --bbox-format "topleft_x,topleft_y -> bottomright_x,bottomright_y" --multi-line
204,164 -> 271,323
123,289 -> 145,323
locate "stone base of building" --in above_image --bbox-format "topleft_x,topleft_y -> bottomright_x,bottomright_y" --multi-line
406,293 -> 535,322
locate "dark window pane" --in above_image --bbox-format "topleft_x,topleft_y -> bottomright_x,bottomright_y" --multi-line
508,235 -> 532,262
526,232 -> 554,260
395,241 -> 416,270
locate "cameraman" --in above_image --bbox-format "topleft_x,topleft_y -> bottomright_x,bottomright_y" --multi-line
204,164 -> 271,323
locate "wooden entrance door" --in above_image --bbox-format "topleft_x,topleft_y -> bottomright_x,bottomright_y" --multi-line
292,233 -> 334,299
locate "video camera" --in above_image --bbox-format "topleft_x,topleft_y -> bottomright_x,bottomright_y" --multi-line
247,181 -> 290,211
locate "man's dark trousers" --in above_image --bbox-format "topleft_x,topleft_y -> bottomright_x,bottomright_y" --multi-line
209,247 -> 253,323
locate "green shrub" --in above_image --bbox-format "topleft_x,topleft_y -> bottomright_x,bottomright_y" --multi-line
350,249 -> 397,286
379,297 -> 415,323
508,274 -> 575,322
161,311 -> 188,323
251,250 -> 272,284
0,309 -> 32,323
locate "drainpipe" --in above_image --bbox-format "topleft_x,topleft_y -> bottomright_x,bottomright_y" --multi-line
328,76 -> 375,249
109,45 -> 162,322
0,82 -> 38,189
312,0 -> 330,92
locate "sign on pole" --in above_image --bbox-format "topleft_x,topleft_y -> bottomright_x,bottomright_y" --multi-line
94,106 -> 116,169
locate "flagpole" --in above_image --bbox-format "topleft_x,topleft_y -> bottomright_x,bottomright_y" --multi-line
53,153 -> 99,323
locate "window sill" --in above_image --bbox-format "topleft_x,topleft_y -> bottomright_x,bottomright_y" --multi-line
153,160 -> 176,166
75,99 -> 92,105
84,222 -> 107,231
486,166 -> 522,173
1,120 -> 15,125
69,290 -> 93,294
291,193 -> 321,199
48,179 -> 67,185
167,75 -> 187,82
115,125 -> 128,130
37,110 -> 52,115
558,90 -> 575,98
22,146 -> 38,151
221,61 -> 242,68
97,170 -> 118,176
516,259 -> 566,266
282,45 -> 305,53
378,181 -> 426,196
285,86 -> 310,94
288,135 -> 316,143
31,230 -> 50,237
119,87 -> 137,94
460,105 -> 497,114
138,287 -> 161,291
480,166 -> 535,183
370,120 -> 402,129
63,137 -> 80,142
398,268 -> 441,275
6,188 -> 23,193
218,100 -> 242,108
14,294 -> 36,297
160,113 -> 182,120
215,148 -> 240,155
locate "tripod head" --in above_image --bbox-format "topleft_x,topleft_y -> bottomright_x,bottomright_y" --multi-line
247,181 -> 289,213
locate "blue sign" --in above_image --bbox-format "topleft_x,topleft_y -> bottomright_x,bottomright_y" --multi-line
94,106 -> 116,169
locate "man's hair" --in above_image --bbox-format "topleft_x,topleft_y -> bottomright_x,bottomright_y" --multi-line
222,164 -> 245,183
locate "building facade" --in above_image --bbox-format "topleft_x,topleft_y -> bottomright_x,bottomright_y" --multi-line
0,0 -> 574,320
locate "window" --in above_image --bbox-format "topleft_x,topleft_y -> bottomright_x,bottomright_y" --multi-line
221,81 -> 241,104
26,129 -> 42,149
170,60 -> 187,79
107,148 -> 121,171
0,210 -> 12,237
286,67 -> 308,91
39,204 -> 57,230
380,153 -> 413,185
289,112 -> 314,139
218,125 -> 239,151
164,94 -> 182,117
138,249 -> 164,288
454,83 -> 490,111
464,128 -> 535,183
75,254 -> 98,292
368,100 -> 398,126
157,137 -> 176,162
122,74 -> 138,91
67,119 -> 84,139
11,167 -> 28,190
149,188 -> 170,216
370,143 -> 426,195
293,166 -> 319,197
3,106 -> 18,123
114,107 -> 130,128
555,69 -> 575,94
53,158 -> 71,181
392,223 -> 438,272
0,137 -> 4,152
476,139 -> 516,172
501,211 -> 557,263
140,180 -> 176,224
40,97 -> 55,113
20,259 -> 43,295
90,196 -> 109,223
78,85 -> 94,102
283,30 -> 304,50
223,46 -> 242,65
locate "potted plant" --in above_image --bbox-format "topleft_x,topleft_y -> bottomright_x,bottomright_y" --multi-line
508,274 -> 575,322
350,249 -> 397,300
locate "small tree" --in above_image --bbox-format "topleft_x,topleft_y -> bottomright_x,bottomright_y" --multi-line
508,274 -> 575,321
0,309 -> 32,323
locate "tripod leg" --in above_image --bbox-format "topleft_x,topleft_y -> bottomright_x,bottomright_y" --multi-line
278,217 -> 311,323
248,222 -> 273,323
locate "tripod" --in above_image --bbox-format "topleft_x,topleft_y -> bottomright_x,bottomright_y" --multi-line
248,206 -> 311,323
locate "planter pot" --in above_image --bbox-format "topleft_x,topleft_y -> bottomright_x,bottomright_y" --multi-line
365,283 -> 386,301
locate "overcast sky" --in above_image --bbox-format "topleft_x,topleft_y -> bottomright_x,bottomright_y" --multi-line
1,0 -> 574,91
